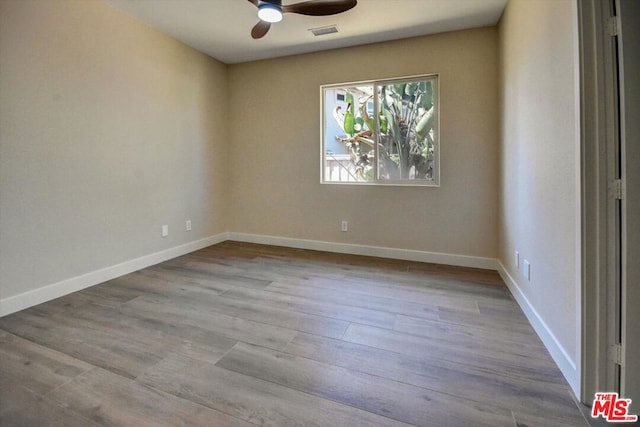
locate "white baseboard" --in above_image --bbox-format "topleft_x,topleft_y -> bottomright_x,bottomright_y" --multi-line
228,232 -> 498,270
0,232 -> 229,317
0,231 -> 493,317
496,261 -> 580,396
0,230 -> 580,399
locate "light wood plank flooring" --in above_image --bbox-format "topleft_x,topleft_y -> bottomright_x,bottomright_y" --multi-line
1,241 -> 598,426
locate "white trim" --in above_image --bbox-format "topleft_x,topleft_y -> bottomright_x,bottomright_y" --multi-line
1,228 -> 581,397
320,74 -> 441,187
0,231 -> 493,317
497,261 -> 580,395
0,233 -> 229,317
228,232 -> 497,270
571,0 -> 583,404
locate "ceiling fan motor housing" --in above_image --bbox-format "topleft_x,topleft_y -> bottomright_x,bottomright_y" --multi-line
250,0 -> 357,39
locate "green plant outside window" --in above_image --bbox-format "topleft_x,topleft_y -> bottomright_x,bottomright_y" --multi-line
321,74 -> 439,185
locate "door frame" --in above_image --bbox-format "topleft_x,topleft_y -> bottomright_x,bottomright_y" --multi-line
579,0 -> 639,404
578,0 -> 620,404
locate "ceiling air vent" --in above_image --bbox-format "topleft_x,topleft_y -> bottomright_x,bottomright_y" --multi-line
310,25 -> 338,36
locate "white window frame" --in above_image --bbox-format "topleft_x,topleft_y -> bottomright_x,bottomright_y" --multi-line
320,74 -> 440,186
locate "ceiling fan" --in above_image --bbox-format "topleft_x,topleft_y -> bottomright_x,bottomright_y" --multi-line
247,0 -> 357,39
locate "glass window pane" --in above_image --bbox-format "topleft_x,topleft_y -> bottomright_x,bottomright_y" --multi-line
377,78 -> 437,182
321,74 -> 438,186
323,85 -> 375,182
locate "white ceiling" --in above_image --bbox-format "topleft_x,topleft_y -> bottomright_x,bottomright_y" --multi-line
103,0 -> 507,64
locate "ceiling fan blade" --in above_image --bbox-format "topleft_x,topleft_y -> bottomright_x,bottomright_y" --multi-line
283,0 -> 357,16
251,20 -> 271,39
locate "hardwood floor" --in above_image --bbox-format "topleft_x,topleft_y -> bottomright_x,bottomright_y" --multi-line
0,241 -> 596,426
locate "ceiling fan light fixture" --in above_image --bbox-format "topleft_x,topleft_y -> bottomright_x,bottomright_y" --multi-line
258,3 -> 283,23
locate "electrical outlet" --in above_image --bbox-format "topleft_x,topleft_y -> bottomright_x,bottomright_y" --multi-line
515,251 -> 519,269
161,224 -> 169,237
523,260 -> 531,281
341,220 -> 348,232
186,220 -> 192,231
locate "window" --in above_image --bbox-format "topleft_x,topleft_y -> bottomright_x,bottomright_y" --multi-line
321,74 -> 439,185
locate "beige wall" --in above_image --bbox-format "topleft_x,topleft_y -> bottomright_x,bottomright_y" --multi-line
499,0 -> 580,388
228,28 -> 499,258
0,0 -> 229,300
0,0 -> 586,396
